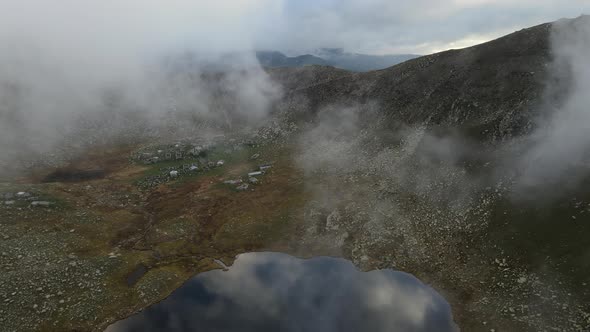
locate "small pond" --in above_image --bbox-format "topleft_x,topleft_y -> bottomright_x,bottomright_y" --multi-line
106,252 -> 458,332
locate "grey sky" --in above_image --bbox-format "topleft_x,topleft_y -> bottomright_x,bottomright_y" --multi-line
1,0 -> 589,58
261,0 -> 590,54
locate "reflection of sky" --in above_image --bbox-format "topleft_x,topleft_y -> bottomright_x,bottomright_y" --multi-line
107,252 -> 458,332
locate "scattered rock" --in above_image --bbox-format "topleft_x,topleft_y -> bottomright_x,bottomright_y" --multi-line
236,184 -> 249,191
30,201 -> 53,207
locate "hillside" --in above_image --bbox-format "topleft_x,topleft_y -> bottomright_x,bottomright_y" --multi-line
262,16 -> 590,331
256,50 -> 419,72
269,21 -> 554,141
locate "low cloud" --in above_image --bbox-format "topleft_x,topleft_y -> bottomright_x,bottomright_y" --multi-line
0,1 -> 283,175
511,16 -> 590,197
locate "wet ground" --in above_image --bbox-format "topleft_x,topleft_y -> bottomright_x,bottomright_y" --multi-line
42,169 -> 106,183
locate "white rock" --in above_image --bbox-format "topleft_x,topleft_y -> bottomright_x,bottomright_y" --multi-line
31,201 -> 53,207
236,183 -> 249,191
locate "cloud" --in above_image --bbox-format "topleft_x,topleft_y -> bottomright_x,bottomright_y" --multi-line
0,0 -> 283,175
255,0 -> 590,54
511,15 -> 590,197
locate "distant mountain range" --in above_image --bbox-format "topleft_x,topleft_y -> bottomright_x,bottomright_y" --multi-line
256,48 -> 419,72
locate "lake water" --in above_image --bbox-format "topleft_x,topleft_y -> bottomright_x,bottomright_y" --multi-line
106,252 -> 458,332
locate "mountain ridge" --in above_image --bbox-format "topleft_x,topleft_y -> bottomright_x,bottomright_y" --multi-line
268,21 -> 557,141
256,49 -> 419,72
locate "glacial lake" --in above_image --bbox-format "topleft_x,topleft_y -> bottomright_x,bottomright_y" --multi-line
106,252 -> 458,332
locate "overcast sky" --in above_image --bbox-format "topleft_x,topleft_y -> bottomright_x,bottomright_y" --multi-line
270,0 -> 590,54
0,0 -> 589,58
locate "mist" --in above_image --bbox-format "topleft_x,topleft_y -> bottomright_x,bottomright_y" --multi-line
288,19 -> 590,328
512,16 -> 590,197
0,0 -> 282,176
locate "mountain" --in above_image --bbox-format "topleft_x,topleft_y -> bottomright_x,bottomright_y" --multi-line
266,16 -> 590,332
269,22 -> 553,141
315,48 -> 419,71
256,51 -> 329,68
256,49 -> 419,72
2,16 -> 590,332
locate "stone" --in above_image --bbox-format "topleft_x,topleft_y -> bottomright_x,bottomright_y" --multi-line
31,201 -> 53,207
236,184 -> 249,191
326,210 -> 342,231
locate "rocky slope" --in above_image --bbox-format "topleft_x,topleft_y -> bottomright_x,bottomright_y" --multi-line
263,16 -> 590,332
269,20 -> 556,141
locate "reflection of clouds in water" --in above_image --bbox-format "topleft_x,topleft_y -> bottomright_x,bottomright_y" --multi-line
107,252 -> 458,332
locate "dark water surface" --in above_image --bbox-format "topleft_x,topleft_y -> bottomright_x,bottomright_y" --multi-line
106,252 -> 458,332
